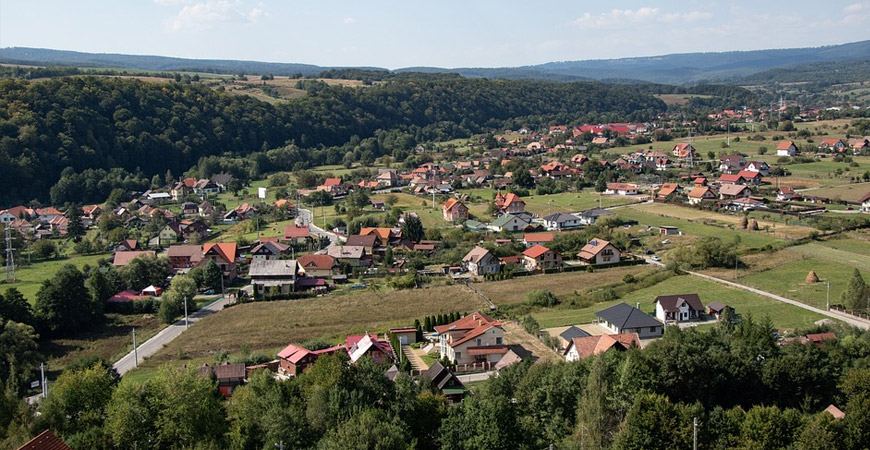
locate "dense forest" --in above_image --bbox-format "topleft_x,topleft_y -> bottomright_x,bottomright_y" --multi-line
3,313 -> 870,449
0,76 -> 667,206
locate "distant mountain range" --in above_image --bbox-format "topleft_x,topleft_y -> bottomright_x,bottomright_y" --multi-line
2,40 -> 869,85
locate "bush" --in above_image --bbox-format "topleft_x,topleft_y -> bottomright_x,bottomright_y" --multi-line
526,289 -> 559,307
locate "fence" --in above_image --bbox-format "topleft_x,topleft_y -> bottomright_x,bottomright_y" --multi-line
464,281 -> 497,310
830,305 -> 870,321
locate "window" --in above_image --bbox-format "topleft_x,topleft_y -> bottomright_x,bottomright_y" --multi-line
455,352 -> 461,360
476,339 -> 481,346
496,337 -> 503,345
649,327 -> 656,333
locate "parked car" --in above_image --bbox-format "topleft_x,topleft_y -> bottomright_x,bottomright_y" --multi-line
650,256 -> 662,262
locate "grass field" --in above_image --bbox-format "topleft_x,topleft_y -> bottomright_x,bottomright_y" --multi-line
532,275 -> 828,331
1,253 -> 110,303
802,182 -> 870,203
473,266 -> 653,305
614,206 -> 784,249
739,257 -> 870,310
141,284 -> 488,365
521,191 -> 636,216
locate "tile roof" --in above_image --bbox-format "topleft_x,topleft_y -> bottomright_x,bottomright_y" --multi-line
112,251 -> 156,267
197,363 -> 246,380
297,254 -> 336,271
567,333 -> 640,360
776,141 -> 796,150
462,246 -> 493,264
654,294 -> 704,312
346,234 -> 377,247
577,238 -> 617,260
17,430 -> 71,450
203,242 -> 238,263
284,225 -> 310,239
595,302 -> 663,330
522,244 -> 551,259
523,232 -> 555,243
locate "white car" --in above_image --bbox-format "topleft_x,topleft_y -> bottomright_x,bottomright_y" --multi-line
650,256 -> 662,262
661,239 -> 671,244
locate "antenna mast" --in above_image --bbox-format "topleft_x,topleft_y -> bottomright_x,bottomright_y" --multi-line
4,226 -> 15,283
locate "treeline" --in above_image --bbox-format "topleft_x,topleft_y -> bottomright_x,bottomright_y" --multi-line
4,316 -> 870,449
0,75 -> 667,205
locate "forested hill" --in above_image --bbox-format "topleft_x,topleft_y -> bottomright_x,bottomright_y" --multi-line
0,76 -> 666,206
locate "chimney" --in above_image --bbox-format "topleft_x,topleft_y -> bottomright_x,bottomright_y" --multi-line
636,302 -> 640,310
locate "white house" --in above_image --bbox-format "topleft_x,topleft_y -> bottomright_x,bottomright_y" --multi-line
605,183 -> 638,195
776,141 -> 798,157
862,192 -> 870,213
576,238 -> 621,265
777,186 -> 796,201
462,246 -> 501,276
654,294 -> 704,323
488,213 -> 530,232
542,212 -> 581,230
595,302 -> 664,339
577,208 -> 612,225
744,161 -> 770,176
436,312 -> 506,365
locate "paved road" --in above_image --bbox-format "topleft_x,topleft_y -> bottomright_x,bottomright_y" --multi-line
297,208 -> 343,246
113,296 -> 231,375
643,257 -> 870,329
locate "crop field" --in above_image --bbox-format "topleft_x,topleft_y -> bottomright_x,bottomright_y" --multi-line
532,275 -> 829,331
2,253 -> 110,303
473,265 -> 654,305
142,284 -> 487,364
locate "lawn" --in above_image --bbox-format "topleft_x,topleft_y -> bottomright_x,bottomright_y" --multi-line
1,252 -> 110,303
521,191 -> 637,216
473,265 -> 653,305
614,207 -> 783,250
532,275 -> 828,331
739,257 -> 870,310
140,284 -> 487,365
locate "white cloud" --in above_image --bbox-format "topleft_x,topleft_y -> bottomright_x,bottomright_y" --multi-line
343,17 -> 356,24
843,2 -> 870,22
163,0 -> 266,32
573,7 -> 711,29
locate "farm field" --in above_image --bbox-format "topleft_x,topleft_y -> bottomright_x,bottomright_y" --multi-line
521,191 -> 636,216
473,265 -> 654,305
802,182 -> 870,202
738,257 -> 870,310
532,274 -> 829,331
614,206 -> 784,249
141,284 -> 487,365
1,253 -> 110,302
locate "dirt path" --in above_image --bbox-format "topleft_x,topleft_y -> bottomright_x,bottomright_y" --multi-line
502,321 -> 562,363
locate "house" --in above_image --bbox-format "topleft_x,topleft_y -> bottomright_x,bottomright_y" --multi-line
494,192 -> 526,214
112,250 -> 155,267
818,138 -> 846,152
706,301 -> 733,320
462,246 -> 501,276
345,235 -> 378,255
564,333 -> 640,362
719,184 -> 751,201
542,212 -> 581,230
861,192 -> 870,213
687,187 -> 717,205
824,405 -> 846,420
167,245 -> 203,269
849,138 -> 870,152
202,242 -> 238,280
654,294 -> 704,323
211,173 -> 234,192
576,238 -> 621,265
595,302 -> 663,339
224,203 -> 257,222
737,170 -> 763,185
159,222 -> 182,245
197,363 -> 246,397
571,153 -> 589,166
776,186 -> 796,201
437,312 -> 507,365
283,225 -> 311,245
17,430 -> 72,450
359,227 -> 401,247
442,198 -> 469,222
422,361 -> 466,403
718,155 -> 747,172
376,170 -> 400,187
277,344 -> 322,376
297,254 -> 338,279
522,245 -> 561,271
181,202 -> 198,216
390,327 -> 418,346
346,333 -> 395,364
107,289 -> 149,303
198,201 -> 215,217
744,161 -> 770,176
591,137 -> 610,147
672,143 -> 697,163
656,183 -> 680,200
577,208 -> 612,225
250,241 -> 291,260
523,232 -> 554,247
326,245 -> 368,267
193,179 -> 221,195
82,204 -> 103,220
489,213 -> 530,232
776,141 -> 798,156
114,239 -> 140,252
718,173 -> 744,185
35,207 -> 64,223
249,259 -> 300,295
555,326 -> 591,351
605,183 -> 638,195
0,206 -> 34,224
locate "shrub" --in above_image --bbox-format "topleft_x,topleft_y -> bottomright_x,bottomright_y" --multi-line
526,289 -> 559,307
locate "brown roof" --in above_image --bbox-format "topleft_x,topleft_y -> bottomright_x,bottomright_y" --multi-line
197,363 -> 246,380
297,254 -> 336,271
463,246 -> 493,264
654,294 -> 704,312
284,225 -> 310,239
523,232 -> 554,243
719,184 -> 749,196
577,238 -> 617,260
567,333 -> 639,360
687,187 -> 712,199
776,140 -> 796,150
112,250 -> 156,267
203,242 -> 238,264
824,404 -> 845,419
443,198 -> 465,212
17,430 -> 71,450
522,245 -> 551,259
657,183 -> 679,197
346,234 -> 377,247
167,244 -> 203,258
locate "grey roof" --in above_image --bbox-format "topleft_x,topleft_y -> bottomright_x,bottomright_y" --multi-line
595,302 -> 663,330
423,361 -> 464,391
492,213 -> 529,228
248,259 -> 299,277
543,212 -> 579,222
559,326 -> 591,341
579,208 -> 613,218
327,245 -> 365,259
706,301 -> 729,312
654,294 -> 704,313
251,241 -> 290,255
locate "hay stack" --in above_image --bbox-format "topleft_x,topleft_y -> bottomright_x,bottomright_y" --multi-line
748,219 -> 759,231
806,271 -> 820,283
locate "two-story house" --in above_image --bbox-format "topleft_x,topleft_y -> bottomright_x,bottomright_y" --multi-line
462,246 -> 501,276
436,312 -> 506,365
576,238 -> 621,265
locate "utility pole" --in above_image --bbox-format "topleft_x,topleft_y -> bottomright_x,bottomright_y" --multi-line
132,328 -> 139,367
184,296 -> 189,329
40,363 -> 46,399
5,226 -> 15,283
693,417 -> 698,450
826,281 -> 831,310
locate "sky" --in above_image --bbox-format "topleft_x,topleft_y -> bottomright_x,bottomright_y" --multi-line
1,1 -> 869,69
